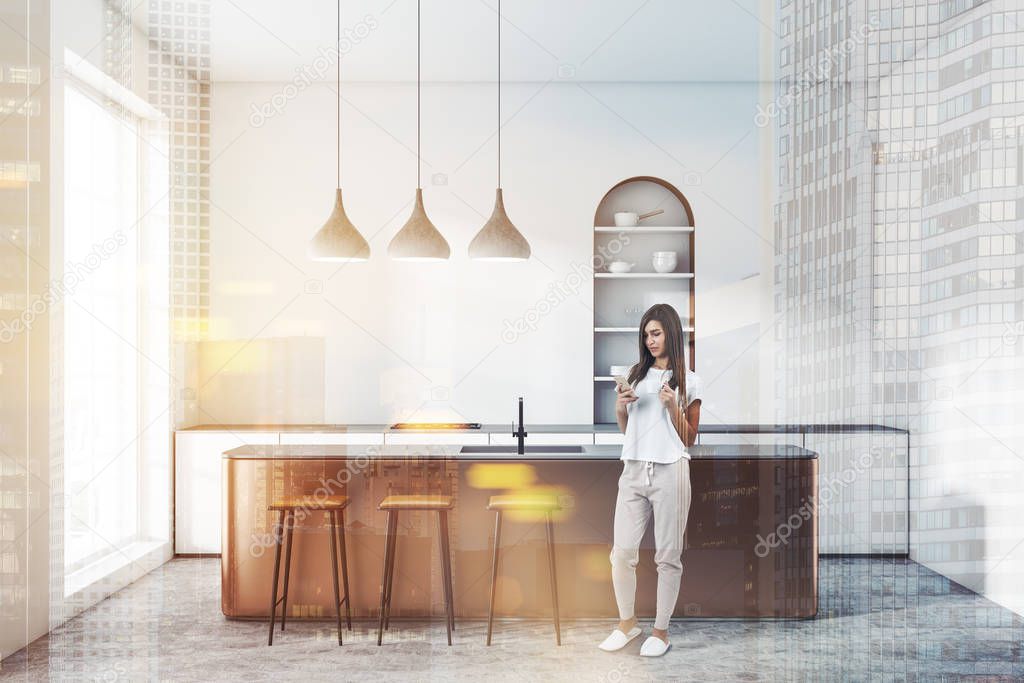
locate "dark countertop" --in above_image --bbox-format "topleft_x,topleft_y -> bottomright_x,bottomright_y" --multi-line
223,443 -> 818,460
698,424 -> 908,434
184,423 -> 906,435
182,423 -> 592,433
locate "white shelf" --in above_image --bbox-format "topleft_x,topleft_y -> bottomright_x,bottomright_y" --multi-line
594,226 -> 694,233
594,272 -> 694,279
595,326 -> 694,333
592,178 -> 696,426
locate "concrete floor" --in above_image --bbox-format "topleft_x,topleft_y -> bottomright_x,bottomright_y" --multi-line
1,557 -> 1022,682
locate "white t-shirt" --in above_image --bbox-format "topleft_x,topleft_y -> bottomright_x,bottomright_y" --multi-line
620,366 -> 703,463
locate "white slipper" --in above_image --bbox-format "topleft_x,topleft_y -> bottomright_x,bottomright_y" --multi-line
639,635 -> 671,657
598,626 -> 642,652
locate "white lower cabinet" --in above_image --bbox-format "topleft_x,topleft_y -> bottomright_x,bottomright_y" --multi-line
279,432 -> 383,445
384,432 -> 489,445
595,432 -> 625,445
174,431 -> 278,554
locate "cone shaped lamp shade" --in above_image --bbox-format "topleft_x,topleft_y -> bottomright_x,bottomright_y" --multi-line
468,0 -> 530,261
309,0 -> 370,263
468,189 -> 530,261
387,188 -> 450,261
309,189 -> 370,262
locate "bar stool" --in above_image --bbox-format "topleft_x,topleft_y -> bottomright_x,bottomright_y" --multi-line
485,493 -> 561,646
267,496 -> 352,646
376,494 -> 455,646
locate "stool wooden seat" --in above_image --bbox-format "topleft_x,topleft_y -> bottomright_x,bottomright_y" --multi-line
267,496 -> 352,646
269,496 -> 351,511
378,494 -> 454,510
486,493 -> 561,512
376,494 -> 455,646
485,494 -> 561,646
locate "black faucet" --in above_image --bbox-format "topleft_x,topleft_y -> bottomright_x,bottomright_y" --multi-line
513,396 -> 528,455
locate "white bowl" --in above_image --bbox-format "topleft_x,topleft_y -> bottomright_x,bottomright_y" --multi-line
652,252 -> 677,273
608,261 -> 634,273
609,365 -> 632,377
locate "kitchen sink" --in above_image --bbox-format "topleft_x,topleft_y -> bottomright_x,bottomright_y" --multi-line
459,445 -> 586,454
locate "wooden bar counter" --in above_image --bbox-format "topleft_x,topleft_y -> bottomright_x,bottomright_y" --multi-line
222,444 -> 817,621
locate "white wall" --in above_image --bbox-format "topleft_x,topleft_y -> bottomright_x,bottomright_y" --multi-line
207,80 -> 773,426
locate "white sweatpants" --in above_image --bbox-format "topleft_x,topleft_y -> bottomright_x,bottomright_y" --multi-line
609,458 -> 692,630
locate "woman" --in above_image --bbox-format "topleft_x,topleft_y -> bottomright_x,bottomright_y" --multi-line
598,303 -> 702,657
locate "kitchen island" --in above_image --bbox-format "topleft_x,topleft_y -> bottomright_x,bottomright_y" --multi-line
222,444 -> 817,620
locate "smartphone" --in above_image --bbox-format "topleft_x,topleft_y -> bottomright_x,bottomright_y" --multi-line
613,375 -> 633,394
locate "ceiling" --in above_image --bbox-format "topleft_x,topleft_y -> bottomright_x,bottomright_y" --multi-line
209,0 -> 768,83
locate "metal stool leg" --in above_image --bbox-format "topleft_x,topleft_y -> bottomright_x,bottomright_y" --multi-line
437,510 -> 454,646
485,510 -> 503,645
377,509 -> 395,646
267,509 -> 285,646
444,513 -> 455,635
280,510 -> 295,631
328,510 -> 343,646
383,511 -> 398,631
545,511 -> 561,646
337,509 -> 353,630
440,510 -> 455,635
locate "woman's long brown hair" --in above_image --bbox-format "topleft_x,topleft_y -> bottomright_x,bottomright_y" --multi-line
626,303 -> 688,413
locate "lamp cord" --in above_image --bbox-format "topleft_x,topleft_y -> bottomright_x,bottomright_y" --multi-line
336,0 -> 340,190
417,0 -> 421,189
493,0 -> 497,189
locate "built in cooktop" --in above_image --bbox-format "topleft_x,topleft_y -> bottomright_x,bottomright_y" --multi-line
389,422 -> 482,430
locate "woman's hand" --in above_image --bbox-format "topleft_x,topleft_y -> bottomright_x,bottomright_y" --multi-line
659,382 -> 676,410
615,383 -> 638,411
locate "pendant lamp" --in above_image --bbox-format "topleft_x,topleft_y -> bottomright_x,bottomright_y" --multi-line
309,0 -> 370,262
388,0 -> 450,261
468,0 -> 530,261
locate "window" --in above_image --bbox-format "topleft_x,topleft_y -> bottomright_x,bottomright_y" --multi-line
61,50 -> 170,596
63,83 -> 142,573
